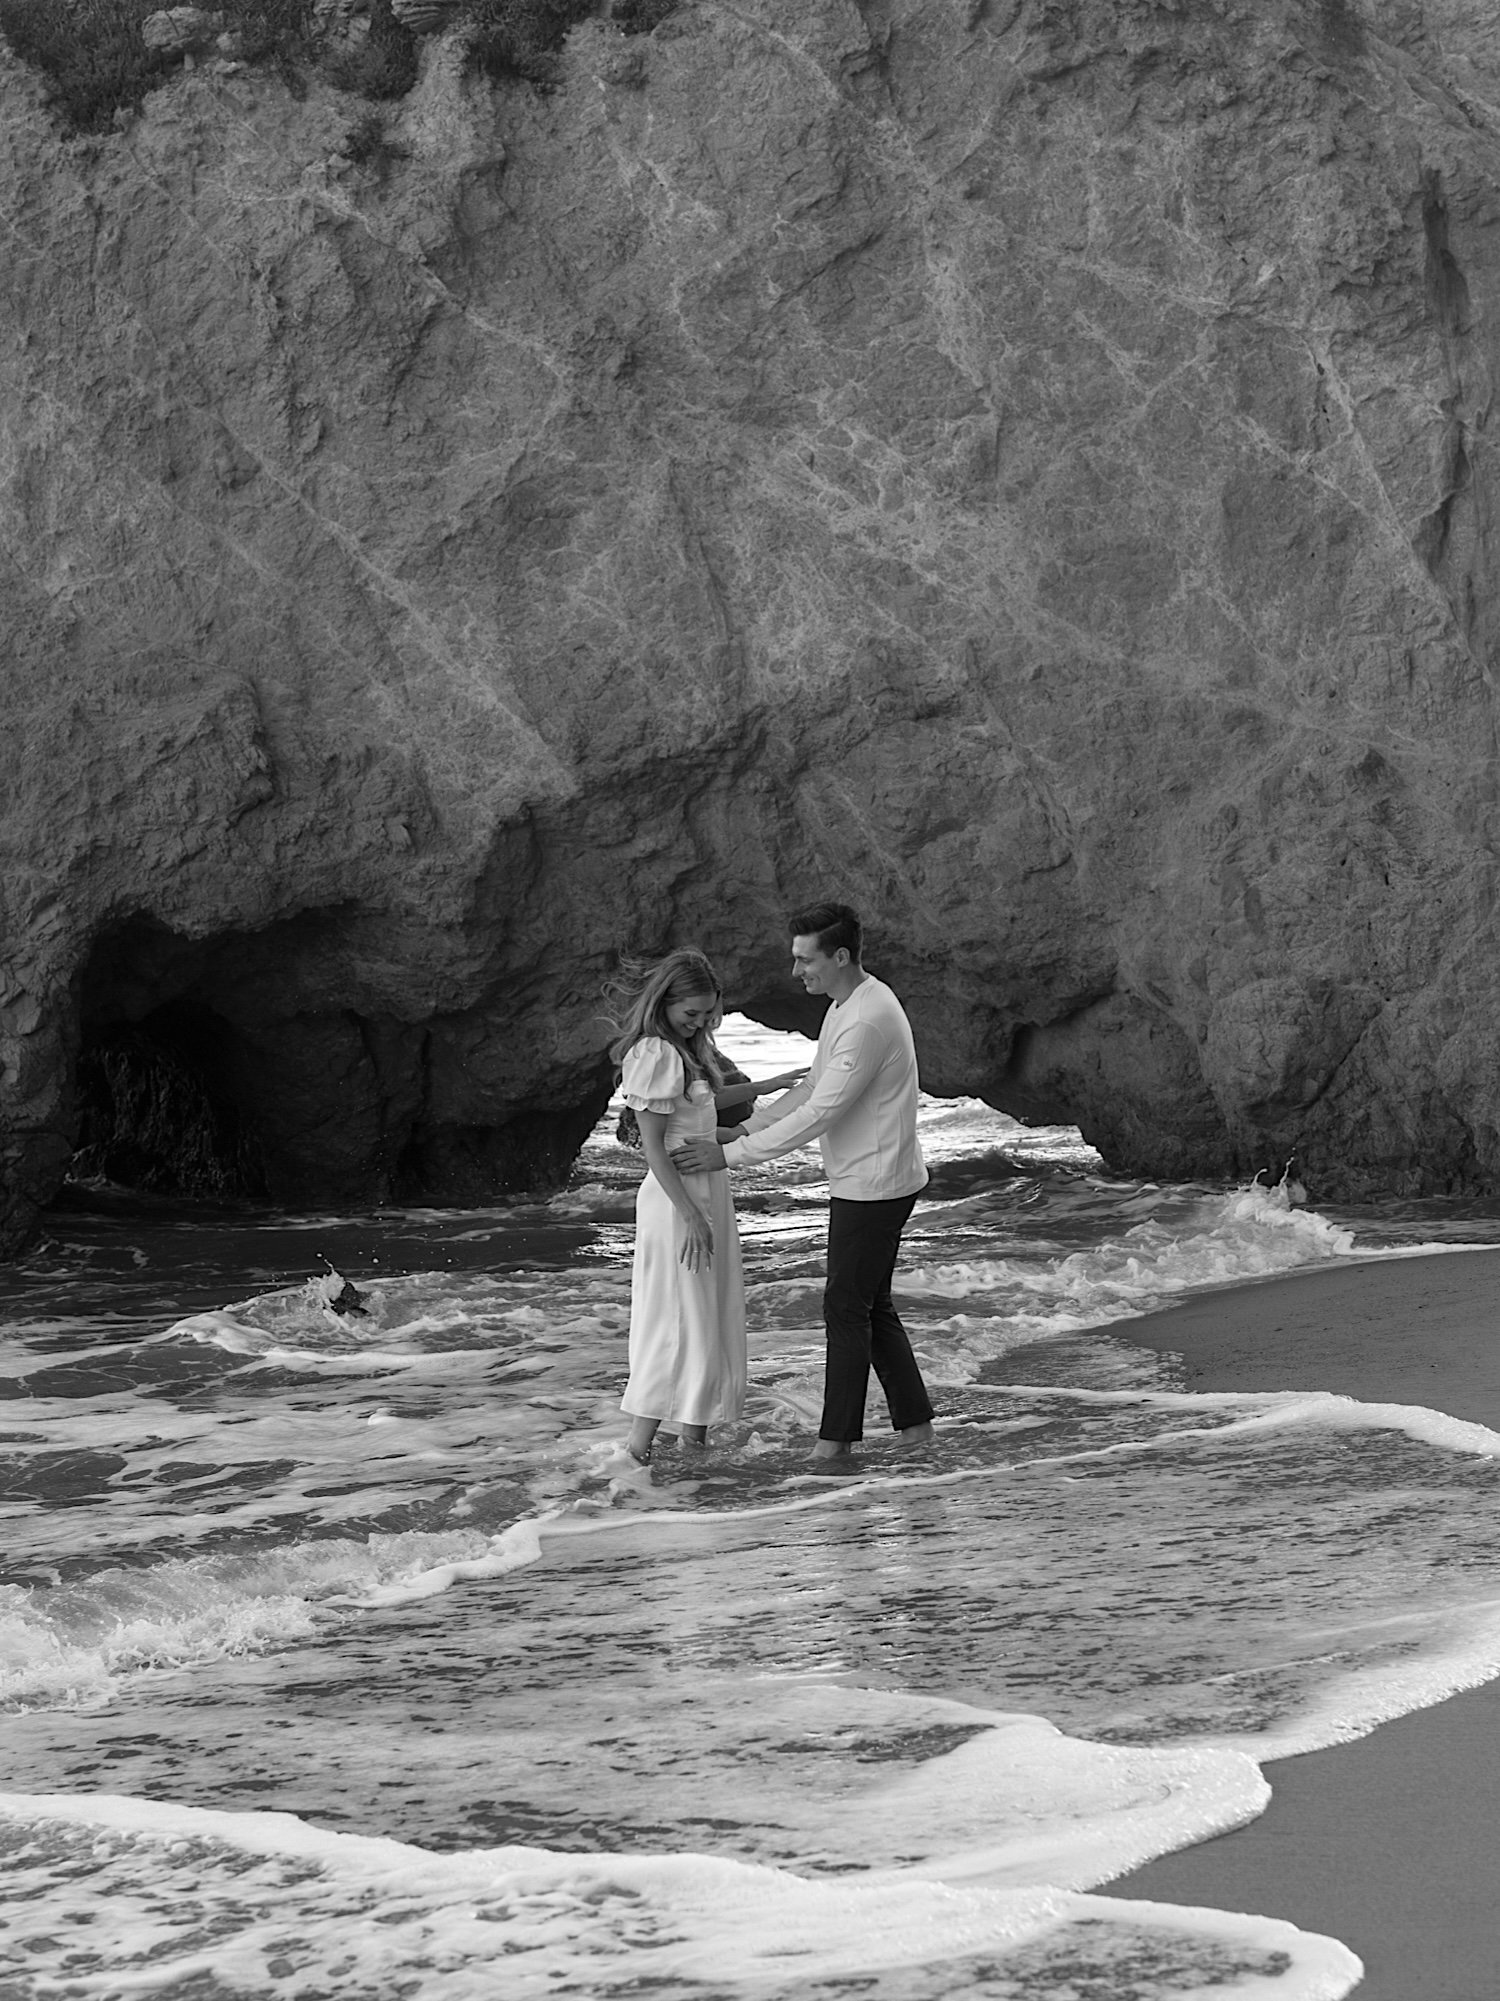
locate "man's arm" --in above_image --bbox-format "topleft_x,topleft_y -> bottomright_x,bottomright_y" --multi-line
741,1074 -> 814,1131
674,1073 -> 820,1176
712,1022 -> 882,1168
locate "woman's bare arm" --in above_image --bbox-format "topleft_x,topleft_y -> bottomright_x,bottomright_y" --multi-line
637,1108 -> 714,1270
712,1067 -> 808,1109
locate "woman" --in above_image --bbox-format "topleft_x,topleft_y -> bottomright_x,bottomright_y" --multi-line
606,950 -> 801,1463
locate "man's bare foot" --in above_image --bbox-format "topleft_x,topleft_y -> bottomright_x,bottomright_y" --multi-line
810,1439 -> 854,1460
896,1420 -> 934,1446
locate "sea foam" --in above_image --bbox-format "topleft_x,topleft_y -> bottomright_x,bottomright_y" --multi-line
0,1767 -> 1360,2001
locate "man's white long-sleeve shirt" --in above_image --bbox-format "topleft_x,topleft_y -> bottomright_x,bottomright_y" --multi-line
722,974 -> 928,1200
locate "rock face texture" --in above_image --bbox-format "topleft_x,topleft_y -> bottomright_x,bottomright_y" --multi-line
5,0 -> 1500,1249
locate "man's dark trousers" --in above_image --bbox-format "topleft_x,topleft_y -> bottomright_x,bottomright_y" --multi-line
820,1192 -> 933,1443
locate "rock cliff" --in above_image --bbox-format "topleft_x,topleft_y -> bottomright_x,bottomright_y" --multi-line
5,0 -> 1500,1250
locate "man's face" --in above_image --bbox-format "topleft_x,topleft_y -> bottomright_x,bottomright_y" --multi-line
790,933 -> 844,995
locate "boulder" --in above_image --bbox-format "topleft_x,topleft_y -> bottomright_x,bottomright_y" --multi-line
142,9 -> 225,55
4,1 -> 1500,1249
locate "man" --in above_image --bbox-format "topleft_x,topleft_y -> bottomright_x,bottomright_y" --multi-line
673,902 -> 935,1461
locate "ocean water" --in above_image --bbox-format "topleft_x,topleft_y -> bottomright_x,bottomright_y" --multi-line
6,1020 -> 1500,1999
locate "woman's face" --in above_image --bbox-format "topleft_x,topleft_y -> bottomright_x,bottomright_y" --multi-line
665,989 -> 717,1039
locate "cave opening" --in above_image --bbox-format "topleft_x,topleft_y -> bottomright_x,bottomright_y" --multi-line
72,1001 -> 268,1201
69,915 -> 269,1200
64,912 -> 614,1212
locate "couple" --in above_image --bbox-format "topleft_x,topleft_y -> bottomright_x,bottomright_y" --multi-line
609,901 -> 935,1466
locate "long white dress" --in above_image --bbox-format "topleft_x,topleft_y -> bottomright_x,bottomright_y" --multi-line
619,1037 -> 747,1429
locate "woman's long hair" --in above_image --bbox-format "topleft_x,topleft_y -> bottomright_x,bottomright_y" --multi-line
604,949 -> 723,1089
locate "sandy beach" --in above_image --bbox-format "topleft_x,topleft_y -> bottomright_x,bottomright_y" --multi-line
1101,1247 -> 1500,2000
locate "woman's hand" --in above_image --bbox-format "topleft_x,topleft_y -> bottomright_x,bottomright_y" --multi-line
760,1067 -> 809,1093
680,1207 -> 715,1271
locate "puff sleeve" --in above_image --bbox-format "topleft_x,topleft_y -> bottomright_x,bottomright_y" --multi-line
620,1037 -> 686,1113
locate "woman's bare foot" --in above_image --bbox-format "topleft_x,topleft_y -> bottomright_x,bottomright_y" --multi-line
679,1424 -> 708,1449
627,1417 -> 660,1464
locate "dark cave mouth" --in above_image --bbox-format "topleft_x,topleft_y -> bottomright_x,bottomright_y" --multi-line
71,1004 -> 269,1203
67,999 -> 611,1210
67,916 -> 614,1209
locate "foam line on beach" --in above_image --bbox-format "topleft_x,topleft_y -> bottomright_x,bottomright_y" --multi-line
345,1374 -> 1500,1609
1206,1593 -> 1500,1763
0,1786 -> 1363,2001
983,1385 -> 1500,1462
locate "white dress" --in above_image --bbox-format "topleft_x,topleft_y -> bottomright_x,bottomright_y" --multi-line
620,1038 -> 748,1429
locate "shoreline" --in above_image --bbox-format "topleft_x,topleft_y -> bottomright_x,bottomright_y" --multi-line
1098,1248 -> 1500,2000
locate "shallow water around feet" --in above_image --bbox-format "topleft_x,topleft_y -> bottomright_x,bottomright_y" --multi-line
5,1019 -> 1500,1999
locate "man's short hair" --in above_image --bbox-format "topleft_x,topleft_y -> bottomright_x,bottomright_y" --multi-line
787,901 -> 863,962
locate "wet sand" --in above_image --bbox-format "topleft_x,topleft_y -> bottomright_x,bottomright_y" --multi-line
1100,1247 -> 1500,2000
